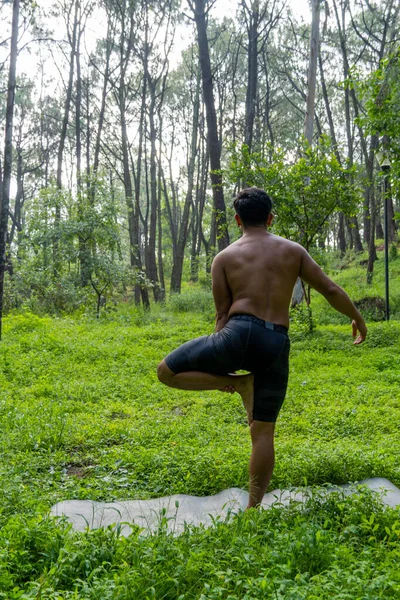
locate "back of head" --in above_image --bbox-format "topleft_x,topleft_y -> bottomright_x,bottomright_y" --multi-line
233,187 -> 273,227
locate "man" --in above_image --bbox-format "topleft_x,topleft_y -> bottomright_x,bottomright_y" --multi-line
157,187 -> 367,508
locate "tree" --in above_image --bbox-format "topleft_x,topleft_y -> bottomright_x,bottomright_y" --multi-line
0,0 -> 20,340
304,0 -> 321,146
362,49 -> 400,242
189,0 -> 229,251
228,138 -> 360,306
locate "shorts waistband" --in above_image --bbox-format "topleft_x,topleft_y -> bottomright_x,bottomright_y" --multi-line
229,314 -> 288,335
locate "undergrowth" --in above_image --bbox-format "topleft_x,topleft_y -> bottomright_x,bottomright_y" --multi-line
0,246 -> 400,597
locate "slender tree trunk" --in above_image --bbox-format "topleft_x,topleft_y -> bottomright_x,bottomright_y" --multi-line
53,0 -> 79,276
319,44 -> 347,255
292,0 -> 320,310
332,0 -> 371,244
75,19 -> 90,287
157,117 -> 165,301
338,212 -> 346,255
304,0 -> 320,146
244,0 -> 259,152
262,52 -> 274,148
133,54 -> 149,308
190,147 -> 206,283
9,145 -> 22,247
170,66 -> 200,293
366,188 -> 377,283
57,0 -> 78,190
0,0 -> 20,340
387,182 -> 397,241
146,79 -> 162,302
157,196 -> 165,301
376,218 -> 384,240
92,20 -> 112,180
192,0 -> 229,251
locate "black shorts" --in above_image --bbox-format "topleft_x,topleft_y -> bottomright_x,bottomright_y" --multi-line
164,314 -> 290,422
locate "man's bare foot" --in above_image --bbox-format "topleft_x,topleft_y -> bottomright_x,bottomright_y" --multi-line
235,374 -> 254,426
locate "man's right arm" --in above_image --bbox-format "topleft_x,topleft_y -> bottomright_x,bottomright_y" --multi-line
299,248 -> 367,344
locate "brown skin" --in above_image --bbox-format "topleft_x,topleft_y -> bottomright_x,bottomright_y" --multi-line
158,214 -> 367,508
213,213 -> 367,342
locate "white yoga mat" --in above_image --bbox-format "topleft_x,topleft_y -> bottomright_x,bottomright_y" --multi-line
51,477 -> 400,536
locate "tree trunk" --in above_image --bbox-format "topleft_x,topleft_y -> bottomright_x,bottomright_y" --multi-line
92,19 -> 112,179
192,0 -> 229,251
157,117 -> 165,302
244,0 -> 259,152
157,192 -> 165,301
293,0 -> 320,309
366,188 -> 378,283
53,0 -> 79,276
376,207 -> 384,239
387,181 -> 397,241
9,146 -> 23,247
133,51 -> 149,308
190,149 -> 206,283
170,65 -> 200,294
146,79 -> 162,302
338,212 -> 347,255
75,17 -> 90,287
0,0 -> 20,340
304,0 -> 320,146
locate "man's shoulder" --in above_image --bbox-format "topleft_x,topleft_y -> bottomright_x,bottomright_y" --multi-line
269,234 -> 304,253
214,240 -> 240,258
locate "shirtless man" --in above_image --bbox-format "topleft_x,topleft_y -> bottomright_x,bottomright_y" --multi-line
157,187 -> 367,508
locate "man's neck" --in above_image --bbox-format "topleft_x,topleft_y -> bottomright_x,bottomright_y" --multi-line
241,226 -> 269,237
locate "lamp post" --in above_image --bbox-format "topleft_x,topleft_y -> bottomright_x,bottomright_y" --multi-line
377,152 -> 391,321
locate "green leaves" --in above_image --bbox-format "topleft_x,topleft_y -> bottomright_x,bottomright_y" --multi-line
227,138 -> 360,250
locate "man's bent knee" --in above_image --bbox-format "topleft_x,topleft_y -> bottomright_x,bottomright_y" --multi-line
157,359 -> 175,386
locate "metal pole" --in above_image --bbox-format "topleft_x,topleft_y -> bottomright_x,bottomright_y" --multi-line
383,166 -> 390,321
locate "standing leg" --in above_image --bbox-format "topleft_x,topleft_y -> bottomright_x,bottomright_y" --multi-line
247,421 -> 275,508
157,360 -> 254,424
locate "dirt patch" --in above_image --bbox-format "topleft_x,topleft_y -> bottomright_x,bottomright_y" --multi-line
65,458 -> 94,478
66,464 -> 88,478
110,411 -> 131,420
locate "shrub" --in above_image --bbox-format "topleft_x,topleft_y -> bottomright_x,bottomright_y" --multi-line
169,290 -> 214,314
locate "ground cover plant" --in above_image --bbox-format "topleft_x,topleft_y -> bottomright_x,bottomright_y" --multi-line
0,249 -> 400,598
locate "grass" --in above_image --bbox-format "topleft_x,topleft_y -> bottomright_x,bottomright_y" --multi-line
0,247 -> 400,598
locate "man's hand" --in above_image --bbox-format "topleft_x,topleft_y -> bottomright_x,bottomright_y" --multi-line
352,319 -> 367,345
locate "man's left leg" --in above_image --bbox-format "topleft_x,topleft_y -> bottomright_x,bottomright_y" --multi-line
157,360 -> 254,424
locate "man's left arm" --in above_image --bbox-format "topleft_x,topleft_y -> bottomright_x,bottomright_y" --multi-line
211,254 -> 232,332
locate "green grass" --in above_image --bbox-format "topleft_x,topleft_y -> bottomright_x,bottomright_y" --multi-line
1,248 -> 400,598
311,244 -> 400,324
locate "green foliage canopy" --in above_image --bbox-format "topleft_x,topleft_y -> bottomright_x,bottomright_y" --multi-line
228,137 -> 361,250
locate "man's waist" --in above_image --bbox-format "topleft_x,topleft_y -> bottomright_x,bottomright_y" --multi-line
229,313 -> 288,335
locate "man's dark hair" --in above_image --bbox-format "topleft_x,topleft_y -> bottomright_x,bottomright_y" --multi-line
233,187 -> 273,227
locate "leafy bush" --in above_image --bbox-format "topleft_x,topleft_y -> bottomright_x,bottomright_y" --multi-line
169,290 -> 214,314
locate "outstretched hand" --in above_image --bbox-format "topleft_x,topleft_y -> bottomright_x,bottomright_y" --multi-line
352,319 -> 367,345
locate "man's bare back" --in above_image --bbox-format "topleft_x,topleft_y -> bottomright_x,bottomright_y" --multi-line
212,219 -> 367,343
213,230 -> 302,328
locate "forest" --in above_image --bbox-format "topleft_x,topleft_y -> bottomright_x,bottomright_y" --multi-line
0,0 -> 399,327
1,1 -> 400,598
